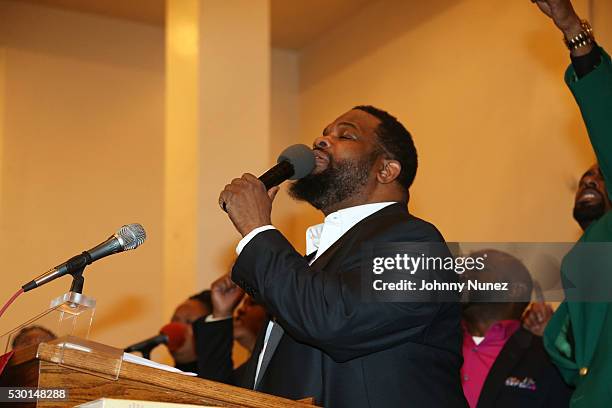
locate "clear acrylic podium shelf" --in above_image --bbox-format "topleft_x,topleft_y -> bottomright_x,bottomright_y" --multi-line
49,335 -> 124,380
1,291 -> 96,355
0,292 -> 126,380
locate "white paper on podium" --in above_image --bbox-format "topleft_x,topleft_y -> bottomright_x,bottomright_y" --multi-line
122,352 -> 197,376
76,398 -> 218,407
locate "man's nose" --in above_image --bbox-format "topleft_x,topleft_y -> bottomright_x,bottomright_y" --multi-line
313,135 -> 331,149
582,176 -> 598,188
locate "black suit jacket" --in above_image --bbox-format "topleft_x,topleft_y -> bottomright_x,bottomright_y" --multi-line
476,328 -> 572,408
192,317 -> 248,385
232,203 -> 468,407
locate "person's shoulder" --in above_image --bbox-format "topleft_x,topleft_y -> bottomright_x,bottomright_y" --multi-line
365,204 -> 445,243
580,211 -> 612,242
401,214 -> 445,242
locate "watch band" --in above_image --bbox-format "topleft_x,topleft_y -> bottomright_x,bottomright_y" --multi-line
564,20 -> 594,51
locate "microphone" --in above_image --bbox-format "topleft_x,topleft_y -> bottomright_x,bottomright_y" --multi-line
259,144 -> 316,190
22,223 -> 147,292
124,322 -> 188,356
222,144 -> 315,211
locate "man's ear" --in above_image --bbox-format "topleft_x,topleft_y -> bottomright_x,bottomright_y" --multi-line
377,159 -> 401,184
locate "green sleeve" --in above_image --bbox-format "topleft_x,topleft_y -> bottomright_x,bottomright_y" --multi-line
565,47 -> 612,202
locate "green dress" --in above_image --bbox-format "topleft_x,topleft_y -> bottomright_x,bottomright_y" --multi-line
543,47 -> 612,408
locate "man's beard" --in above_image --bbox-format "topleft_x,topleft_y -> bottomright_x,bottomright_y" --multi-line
289,151 -> 377,211
573,200 -> 606,228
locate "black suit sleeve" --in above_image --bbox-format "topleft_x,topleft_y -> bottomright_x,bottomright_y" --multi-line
192,317 -> 235,383
232,227 -> 453,363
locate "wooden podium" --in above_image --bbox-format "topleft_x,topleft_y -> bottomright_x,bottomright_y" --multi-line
0,337 -> 314,407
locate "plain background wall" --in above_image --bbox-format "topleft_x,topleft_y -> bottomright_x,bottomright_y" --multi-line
270,48 -> 302,243
0,1 -> 165,353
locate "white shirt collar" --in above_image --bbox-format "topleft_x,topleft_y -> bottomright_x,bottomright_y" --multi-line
306,202 -> 397,262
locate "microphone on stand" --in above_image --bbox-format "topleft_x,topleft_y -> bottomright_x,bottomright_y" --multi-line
22,223 -> 147,292
125,322 -> 188,360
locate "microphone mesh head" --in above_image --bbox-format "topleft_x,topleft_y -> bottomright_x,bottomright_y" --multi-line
277,144 -> 315,180
117,223 -> 146,250
160,322 -> 187,352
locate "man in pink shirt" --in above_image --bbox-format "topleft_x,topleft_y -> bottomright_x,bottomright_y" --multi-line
460,250 -> 571,408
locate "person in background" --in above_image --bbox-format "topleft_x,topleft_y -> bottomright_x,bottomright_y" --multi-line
11,325 -> 56,350
461,250 -> 572,408
172,291 -> 212,326
233,295 -> 267,353
572,164 -> 611,230
170,290 -> 212,374
533,1 -> 612,406
522,301 -> 554,337
193,274 -> 267,384
522,164 -> 611,336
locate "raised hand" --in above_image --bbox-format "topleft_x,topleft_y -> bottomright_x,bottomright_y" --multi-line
533,0 -> 586,37
211,274 -> 245,319
532,0 -> 592,56
533,0 -> 580,30
522,301 -> 553,337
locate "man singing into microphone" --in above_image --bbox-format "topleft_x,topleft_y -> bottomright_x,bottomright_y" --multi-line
219,106 -> 467,407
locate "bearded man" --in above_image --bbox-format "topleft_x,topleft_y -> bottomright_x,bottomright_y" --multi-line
522,164 -> 611,336
219,106 -> 467,408
573,164 -> 611,231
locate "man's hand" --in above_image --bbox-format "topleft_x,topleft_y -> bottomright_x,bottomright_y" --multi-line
533,0 -> 582,36
522,301 -> 553,337
533,0 -> 593,56
219,173 -> 280,237
211,274 -> 245,319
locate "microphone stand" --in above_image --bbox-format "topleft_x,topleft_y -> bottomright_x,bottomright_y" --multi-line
139,346 -> 154,360
69,266 -> 86,294
124,343 -> 155,360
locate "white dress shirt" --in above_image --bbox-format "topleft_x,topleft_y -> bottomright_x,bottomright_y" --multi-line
236,201 -> 396,386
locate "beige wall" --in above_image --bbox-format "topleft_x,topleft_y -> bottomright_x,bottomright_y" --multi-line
195,0 -> 271,291
296,0 -> 596,245
0,1 -> 165,351
162,0 -> 273,324
592,0 -> 612,44
270,48 -> 303,245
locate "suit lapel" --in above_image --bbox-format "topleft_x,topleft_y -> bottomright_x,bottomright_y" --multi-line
477,328 -> 532,408
241,318 -> 270,389
254,321 -> 284,390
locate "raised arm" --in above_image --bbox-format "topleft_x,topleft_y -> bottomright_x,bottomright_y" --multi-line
534,0 -> 612,198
